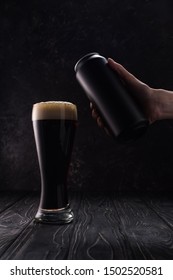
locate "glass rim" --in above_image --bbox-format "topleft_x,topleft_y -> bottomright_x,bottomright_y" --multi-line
32,101 -> 77,121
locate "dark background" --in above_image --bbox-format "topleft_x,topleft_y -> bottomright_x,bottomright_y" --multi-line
1,0 -> 173,193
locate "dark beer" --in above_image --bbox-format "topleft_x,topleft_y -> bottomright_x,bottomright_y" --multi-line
32,101 -> 77,224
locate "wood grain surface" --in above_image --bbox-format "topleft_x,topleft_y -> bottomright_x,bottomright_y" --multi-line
113,194 -> 173,259
0,193 -> 38,258
0,191 -> 173,260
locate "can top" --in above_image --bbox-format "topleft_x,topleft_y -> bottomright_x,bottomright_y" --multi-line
74,52 -> 106,72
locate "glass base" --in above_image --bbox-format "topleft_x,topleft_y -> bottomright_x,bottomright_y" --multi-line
34,205 -> 74,224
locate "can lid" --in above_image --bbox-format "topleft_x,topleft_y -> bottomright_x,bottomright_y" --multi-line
74,52 -> 105,72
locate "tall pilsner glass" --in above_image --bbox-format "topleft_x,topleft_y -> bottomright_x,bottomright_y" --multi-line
32,101 -> 77,224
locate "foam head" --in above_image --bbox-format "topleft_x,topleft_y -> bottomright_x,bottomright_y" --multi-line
32,101 -> 77,121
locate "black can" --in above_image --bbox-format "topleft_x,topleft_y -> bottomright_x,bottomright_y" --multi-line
74,52 -> 149,142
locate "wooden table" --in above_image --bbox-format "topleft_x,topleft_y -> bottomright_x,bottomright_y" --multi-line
0,190 -> 173,259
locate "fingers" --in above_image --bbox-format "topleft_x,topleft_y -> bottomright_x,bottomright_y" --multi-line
90,102 -> 110,135
90,102 -> 103,127
90,103 -> 98,119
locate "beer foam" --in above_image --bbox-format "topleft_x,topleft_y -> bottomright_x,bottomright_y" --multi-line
32,101 -> 77,121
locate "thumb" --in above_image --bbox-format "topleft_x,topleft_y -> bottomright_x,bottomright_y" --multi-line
108,58 -> 145,91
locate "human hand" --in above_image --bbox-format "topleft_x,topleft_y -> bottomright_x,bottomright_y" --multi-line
90,102 -> 110,135
90,58 -> 157,134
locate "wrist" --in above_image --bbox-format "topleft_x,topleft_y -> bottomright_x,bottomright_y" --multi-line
152,88 -> 173,121
150,88 -> 162,122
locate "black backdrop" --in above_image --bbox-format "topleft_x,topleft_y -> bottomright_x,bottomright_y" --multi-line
1,0 -> 173,193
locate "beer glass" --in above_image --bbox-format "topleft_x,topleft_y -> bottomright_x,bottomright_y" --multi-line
32,101 -> 77,224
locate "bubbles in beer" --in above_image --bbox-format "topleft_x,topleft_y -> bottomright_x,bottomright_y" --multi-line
32,101 -> 77,121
